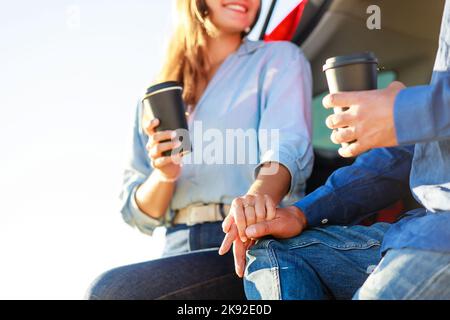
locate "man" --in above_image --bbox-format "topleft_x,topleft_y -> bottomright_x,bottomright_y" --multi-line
221,0 -> 450,299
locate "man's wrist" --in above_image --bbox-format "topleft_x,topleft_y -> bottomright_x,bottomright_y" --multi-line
287,206 -> 308,228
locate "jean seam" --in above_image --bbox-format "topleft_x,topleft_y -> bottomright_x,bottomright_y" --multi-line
266,240 -> 282,300
155,273 -> 238,300
404,261 -> 450,300
288,241 -> 381,251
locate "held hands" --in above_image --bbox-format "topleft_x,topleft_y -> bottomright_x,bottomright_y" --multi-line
218,194 -> 273,277
143,118 -> 183,182
219,193 -> 307,278
222,194 -> 277,244
323,81 -> 406,158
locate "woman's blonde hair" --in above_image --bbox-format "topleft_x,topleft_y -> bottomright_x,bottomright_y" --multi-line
158,0 -> 251,106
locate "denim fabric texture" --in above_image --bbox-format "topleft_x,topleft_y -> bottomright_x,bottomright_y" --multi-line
87,222 -> 246,300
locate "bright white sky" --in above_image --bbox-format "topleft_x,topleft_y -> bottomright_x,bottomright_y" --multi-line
0,0 -> 292,300
0,0 -> 174,300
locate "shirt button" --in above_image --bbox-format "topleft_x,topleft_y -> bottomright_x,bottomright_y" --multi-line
321,219 -> 328,225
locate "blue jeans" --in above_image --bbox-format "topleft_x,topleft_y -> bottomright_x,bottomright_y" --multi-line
354,248 -> 450,299
86,222 -> 245,300
245,223 -> 450,300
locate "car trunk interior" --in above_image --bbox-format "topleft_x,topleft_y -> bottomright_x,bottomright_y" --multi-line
299,0 -> 445,95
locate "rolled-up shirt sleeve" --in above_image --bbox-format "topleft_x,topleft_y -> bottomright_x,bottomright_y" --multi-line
119,101 -> 166,236
394,72 -> 450,144
254,47 -> 314,203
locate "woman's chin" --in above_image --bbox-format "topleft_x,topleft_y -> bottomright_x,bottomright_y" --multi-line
216,17 -> 251,30
218,24 -> 250,35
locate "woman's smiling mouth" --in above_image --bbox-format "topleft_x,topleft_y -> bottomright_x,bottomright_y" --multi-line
223,2 -> 249,14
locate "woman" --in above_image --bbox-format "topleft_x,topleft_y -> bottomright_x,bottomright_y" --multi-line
87,0 -> 313,300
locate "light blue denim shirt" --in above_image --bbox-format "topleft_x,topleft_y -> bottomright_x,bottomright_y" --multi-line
120,40 -> 313,235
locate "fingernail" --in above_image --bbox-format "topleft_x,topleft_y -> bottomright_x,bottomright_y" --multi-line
246,225 -> 256,237
241,236 -> 247,243
174,155 -> 183,165
326,118 -> 334,129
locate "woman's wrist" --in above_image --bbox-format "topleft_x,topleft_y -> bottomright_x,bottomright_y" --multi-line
135,171 -> 176,219
153,169 -> 179,183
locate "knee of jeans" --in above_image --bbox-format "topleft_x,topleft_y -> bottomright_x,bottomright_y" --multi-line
246,239 -> 275,271
85,268 -> 125,300
244,239 -> 282,300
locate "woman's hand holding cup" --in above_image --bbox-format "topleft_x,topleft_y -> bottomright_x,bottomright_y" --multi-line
143,118 -> 183,182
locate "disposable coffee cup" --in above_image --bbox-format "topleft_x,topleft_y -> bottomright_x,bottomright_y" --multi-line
142,81 -> 191,157
323,52 -> 378,148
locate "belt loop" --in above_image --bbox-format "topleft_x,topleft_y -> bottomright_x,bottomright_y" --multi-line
219,203 -> 226,220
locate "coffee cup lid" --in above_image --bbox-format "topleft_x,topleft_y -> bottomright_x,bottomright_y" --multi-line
323,52 -> 378,72
144,81 -> 183,97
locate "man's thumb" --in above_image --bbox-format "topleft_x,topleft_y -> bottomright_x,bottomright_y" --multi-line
246,221 -> 276,238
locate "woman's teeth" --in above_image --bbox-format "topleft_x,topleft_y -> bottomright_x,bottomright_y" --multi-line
225,4 -> 248,13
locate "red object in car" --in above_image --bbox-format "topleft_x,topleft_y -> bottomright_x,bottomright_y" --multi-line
264,0 -> 308,42
361,201 -> 405,226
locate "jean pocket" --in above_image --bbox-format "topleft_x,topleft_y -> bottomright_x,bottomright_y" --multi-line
280,225 -> 383,251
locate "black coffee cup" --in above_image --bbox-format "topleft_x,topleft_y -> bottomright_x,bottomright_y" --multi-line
323,52 -> 379,147
142,81 -> 191,157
